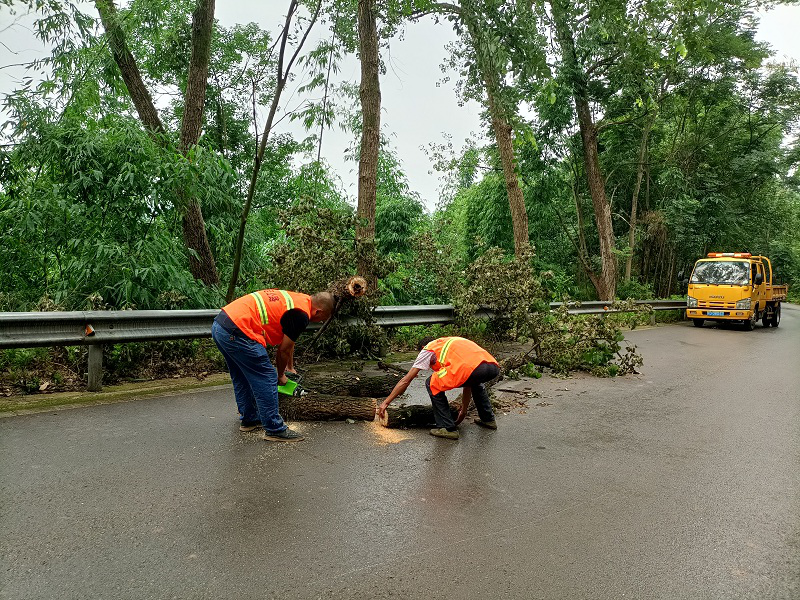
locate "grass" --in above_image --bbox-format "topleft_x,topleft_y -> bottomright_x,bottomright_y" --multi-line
0,373 -> 231,417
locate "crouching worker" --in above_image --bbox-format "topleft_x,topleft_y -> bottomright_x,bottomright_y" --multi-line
377,337 -> 500,440
211,289 -> 334,442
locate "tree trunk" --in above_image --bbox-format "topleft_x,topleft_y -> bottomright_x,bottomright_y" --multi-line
571,172 -> 588,261
181,196 -> 218,285
279,391 -> 455,427
485,82 -> 531,257
279,392 -> 378,421
575,100 -> 616,300
625,120 -> 652,281
461,14 -> 530,258
356,0 -> 380,286
178,0 -> 214,152
298,370 -> 400,397
666,247 -> 676,297
569,157 -> 601,292
550,0 -> 617,300
177,0 -> 219,285
95,0 -> 165,135
95,0 -> 219,286
377,401 -> 459,428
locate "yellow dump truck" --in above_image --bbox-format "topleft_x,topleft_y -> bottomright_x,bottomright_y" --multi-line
684,253 -> 788,329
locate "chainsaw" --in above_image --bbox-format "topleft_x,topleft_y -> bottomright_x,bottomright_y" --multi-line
277,371 -> 308,397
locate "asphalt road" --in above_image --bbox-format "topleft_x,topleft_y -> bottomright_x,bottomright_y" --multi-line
2,306 -> 798,599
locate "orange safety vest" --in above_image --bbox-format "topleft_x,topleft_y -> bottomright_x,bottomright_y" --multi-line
424,337 -> 498,395
222,290 -> 312,347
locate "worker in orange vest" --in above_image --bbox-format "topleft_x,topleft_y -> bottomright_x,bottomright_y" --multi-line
377,336 -> 500,439
212,289 -> 334,442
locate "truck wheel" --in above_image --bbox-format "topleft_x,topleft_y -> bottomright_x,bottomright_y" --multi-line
772,304 -> 781,328
746,312 -> 756,331
692,319 -> 704,327
762,312 -> 772,327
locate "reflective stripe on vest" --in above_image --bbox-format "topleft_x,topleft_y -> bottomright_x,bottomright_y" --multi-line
278,290 -> 294,311
250,292 -> 269,325
435,337 -> 458,378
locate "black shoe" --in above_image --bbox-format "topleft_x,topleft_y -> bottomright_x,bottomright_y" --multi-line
261,428 -> 305,442
239,420 -> 263,432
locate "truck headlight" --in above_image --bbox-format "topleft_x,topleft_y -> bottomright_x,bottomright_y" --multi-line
735,298 -> 751,310
687,296 -> 698,308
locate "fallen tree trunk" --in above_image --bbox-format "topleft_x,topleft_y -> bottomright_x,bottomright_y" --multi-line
277,389 -> 453,427
279,391 -> 377,421
299,371 -> 400,398
377,401 -> 458,428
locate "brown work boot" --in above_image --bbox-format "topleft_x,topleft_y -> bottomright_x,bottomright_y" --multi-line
473,418 -> 497,430
430,428 -> 459,440
239,420 -> 263,432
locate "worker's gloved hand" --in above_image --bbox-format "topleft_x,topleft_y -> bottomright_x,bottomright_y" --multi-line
376,401 -> 390,419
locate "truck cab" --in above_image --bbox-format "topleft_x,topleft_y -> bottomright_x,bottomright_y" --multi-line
685,253 -> 787,330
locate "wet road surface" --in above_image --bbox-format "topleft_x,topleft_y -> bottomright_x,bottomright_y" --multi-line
1,305 -> 798,599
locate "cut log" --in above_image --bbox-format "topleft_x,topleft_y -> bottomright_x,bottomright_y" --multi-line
279,391 -> 377,421
277,390 -> 454,428
377,401 -> 458,429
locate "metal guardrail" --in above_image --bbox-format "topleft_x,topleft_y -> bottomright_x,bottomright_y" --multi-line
0,305 -> 461,350
551,299 -> 687,315
0,310 -> 219,349
0,300 -> 686,390
0,310 -> 222,391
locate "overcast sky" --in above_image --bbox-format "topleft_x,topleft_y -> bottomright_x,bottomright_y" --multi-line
1,2 -> 798,208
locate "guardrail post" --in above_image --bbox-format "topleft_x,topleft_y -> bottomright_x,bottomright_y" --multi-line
650,313 -> 656,326
87,345 -> 103,392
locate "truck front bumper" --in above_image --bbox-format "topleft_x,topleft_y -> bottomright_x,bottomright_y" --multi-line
686,309 -> 751,320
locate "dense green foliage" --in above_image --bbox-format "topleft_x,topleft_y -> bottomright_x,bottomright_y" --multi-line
0,0 -> 798,388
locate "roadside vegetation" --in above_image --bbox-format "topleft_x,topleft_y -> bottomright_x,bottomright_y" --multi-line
1,0 -> 798,394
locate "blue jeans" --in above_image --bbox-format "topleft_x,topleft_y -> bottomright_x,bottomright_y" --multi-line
211,320 -> 287,434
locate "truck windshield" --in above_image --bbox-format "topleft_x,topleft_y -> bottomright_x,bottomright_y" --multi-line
690,261 -> 750,285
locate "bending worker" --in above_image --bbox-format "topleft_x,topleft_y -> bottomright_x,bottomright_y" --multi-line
212,289 -> 334,442
377,336 -> 500,440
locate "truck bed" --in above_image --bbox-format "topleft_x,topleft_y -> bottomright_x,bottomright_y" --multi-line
768,284 -> 788,301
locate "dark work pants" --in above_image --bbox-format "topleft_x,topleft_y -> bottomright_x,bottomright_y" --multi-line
425,362 -> 500,431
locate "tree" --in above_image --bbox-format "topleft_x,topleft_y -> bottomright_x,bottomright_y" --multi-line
356,0 -> 381,285
415,1 -> 545,258
458,1 -> 532,257
226,0 -> 322,302
546,0 -> 618,299
95,0 -> 220,285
